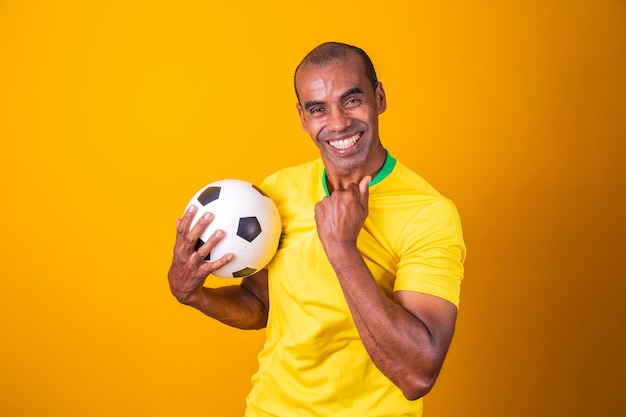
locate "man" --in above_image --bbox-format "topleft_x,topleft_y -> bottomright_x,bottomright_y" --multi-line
168,42 -> 466,416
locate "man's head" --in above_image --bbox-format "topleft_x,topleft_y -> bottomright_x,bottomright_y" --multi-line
294,42 -> 387,184
294,42 -> 379,102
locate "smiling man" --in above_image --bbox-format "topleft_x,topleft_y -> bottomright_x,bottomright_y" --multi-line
295,50 -> 387,189
168,42 -> 466,417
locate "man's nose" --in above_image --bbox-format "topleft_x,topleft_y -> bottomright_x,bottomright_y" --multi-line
327,107 -> 351,132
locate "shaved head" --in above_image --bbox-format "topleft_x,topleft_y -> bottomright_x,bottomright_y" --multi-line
294,42 -> 379,101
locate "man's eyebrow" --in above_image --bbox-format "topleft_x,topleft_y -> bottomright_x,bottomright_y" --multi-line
303,88 -> 364,110
304,100 -> 324,110
341,87 -> 364,99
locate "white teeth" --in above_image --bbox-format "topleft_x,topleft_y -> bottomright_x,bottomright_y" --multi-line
329,133 -> 361,149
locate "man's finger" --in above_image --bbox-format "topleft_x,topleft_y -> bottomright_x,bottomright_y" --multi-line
177,205 -> 198,235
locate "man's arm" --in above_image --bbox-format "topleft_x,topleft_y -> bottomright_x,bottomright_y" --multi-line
314,177 -> 457,400
323,247 -> 456,400
168,205 -> 269,330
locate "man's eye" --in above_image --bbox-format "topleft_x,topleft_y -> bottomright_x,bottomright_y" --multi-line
345,98 -> 361,107
309,107 -> 325,115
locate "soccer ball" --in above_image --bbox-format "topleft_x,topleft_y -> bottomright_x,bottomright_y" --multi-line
184,179 -> 281,278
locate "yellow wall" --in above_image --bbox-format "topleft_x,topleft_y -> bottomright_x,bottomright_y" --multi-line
1,1 -> 624,416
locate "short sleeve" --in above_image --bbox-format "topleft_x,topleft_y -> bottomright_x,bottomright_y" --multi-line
394,198 -> 466,308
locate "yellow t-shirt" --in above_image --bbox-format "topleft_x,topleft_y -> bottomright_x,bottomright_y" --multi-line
245,154 -> 466,417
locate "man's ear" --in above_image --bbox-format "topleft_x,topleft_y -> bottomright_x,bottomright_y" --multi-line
375,82 -> 387,114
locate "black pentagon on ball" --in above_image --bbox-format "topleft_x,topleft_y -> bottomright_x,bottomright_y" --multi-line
232,267 -> 258,278
197,186 -> 221,206
237,216 -> 262,242
252,184 -> 268,197
195,238 -> 211,261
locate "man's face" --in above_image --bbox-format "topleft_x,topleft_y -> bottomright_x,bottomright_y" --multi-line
295,54 -> 387,175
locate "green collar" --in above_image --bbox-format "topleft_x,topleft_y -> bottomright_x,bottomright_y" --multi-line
322,150 -> 396,196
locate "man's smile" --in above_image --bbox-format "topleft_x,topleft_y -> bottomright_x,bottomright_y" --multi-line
328,133 -> 361,150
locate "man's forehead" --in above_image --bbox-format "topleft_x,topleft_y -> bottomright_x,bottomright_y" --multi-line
296,57 -> 368,93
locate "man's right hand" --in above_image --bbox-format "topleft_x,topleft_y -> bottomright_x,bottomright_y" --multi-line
168,205 -> 234,306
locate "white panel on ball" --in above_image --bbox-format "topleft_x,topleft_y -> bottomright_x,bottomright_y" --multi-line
185,179 -> 281,278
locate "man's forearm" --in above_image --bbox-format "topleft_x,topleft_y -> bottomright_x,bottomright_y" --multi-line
185,285 -> 268,330
327,246 -> 449,400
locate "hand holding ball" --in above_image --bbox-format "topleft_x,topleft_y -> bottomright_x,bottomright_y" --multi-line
185,179 -> 281,278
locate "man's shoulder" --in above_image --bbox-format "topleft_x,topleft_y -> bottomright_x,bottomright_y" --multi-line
386,158 -> 443,198
265,158 -> 323,183
260,158 -> 324,202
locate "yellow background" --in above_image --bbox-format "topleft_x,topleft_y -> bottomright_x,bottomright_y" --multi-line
1,1 -> 625,416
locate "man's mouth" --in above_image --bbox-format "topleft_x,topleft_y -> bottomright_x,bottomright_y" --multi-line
328,133 -> 361,150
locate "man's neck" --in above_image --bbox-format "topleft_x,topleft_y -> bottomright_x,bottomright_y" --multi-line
324,148 -> 387,193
